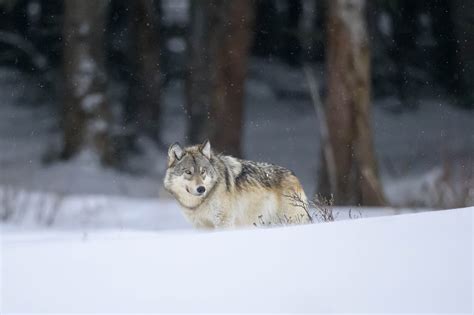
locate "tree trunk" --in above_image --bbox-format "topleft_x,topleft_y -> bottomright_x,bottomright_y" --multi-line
450,0 -> 474,106
185,0 -> 212,144
62,0 -> 113,164
391,0 -> 419,109
208,0 -> 255,157
126,0 -> 162,139
321,0 -> 386,206
427,1 -> 458,93
252,0 -> 279,57
282,0 -> 302,66
187,0 -> 254,157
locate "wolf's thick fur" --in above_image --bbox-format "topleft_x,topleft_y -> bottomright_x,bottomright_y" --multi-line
164,140 -> 310,229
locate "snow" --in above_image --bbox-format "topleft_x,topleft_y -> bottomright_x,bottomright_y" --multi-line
78,22 -> 91,36
378,12 -> 393,37
88,118 -> 108,133
81,93 -> 104,112
73,56 -> 96,97
337,0 -> 368,48
27,2 -> 41,21
161,0 -> 189,27
166,37 -> 187,53
387,166 -> 474,208
2,207 -> 472,313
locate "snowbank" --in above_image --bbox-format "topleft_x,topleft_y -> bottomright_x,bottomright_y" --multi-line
2,207 -> 472,313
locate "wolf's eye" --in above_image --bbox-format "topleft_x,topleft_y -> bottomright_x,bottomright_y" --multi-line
200,168 -> 206,175
184,170 -> 192,175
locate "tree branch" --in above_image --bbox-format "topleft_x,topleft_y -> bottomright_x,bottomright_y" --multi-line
0,30 -> 48,71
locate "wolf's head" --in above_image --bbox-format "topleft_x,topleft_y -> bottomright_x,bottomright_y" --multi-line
163,139 -> 218,209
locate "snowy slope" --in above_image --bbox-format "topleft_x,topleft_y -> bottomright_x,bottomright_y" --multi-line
2,207 -> 472,313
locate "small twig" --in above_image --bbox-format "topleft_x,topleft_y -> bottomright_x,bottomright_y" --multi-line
0,30 -> 48,71
284,192 -> 335,223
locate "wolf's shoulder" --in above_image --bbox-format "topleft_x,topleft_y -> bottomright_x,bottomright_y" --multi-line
240,160 -> 290,174
217,155 -> 291,174
217,155 -> 293,190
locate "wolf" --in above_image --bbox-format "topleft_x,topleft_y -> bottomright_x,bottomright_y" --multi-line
164,140 -> 311,229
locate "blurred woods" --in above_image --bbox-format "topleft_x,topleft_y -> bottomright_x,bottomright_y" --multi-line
0,0 -> 472,205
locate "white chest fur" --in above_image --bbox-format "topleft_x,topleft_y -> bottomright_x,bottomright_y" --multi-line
181,186 -> 280,229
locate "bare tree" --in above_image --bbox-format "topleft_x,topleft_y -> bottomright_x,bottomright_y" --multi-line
186,0 -> 255,157
62,0 -> 113,164
126,0 -> 161,140
321,0 -> 386,206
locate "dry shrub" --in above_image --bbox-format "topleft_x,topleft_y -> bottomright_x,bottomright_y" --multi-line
285,192 -> 335,223
0,186 -> 19,221
0,186 -> 64,225
408,159 -> 474,209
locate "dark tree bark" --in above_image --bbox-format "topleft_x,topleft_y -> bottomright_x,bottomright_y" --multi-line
186,0 -> 255,157
391,0 -> 419,108
312,0 -> 327,62
185,0 -> 212,144
282,0 -> 302,66
209,0 -> 255,157
426,0 -> 459,93
320,0 -> 386,206
252,0 -> 279,57
62,0 -> 113,164
450,0 -> 474,106
126,0 -> 162,139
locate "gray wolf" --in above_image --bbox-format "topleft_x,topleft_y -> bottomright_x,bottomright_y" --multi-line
164,140 -> 311,229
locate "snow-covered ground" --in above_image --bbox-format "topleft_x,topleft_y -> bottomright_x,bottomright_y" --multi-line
2,207 -> 472,313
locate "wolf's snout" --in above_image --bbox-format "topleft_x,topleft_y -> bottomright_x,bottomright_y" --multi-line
197,186 -> 206,194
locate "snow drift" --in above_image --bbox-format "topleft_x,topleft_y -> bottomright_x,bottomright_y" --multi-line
1,207 -> 472,313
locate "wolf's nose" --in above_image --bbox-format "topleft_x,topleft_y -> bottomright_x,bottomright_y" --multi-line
197,186 -> 206,194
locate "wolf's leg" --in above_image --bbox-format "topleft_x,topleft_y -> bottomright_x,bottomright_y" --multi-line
211,209 -> 232,229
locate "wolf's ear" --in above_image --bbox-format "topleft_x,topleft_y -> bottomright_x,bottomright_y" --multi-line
168,142 -> 184,167
200,139 -> 211,159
